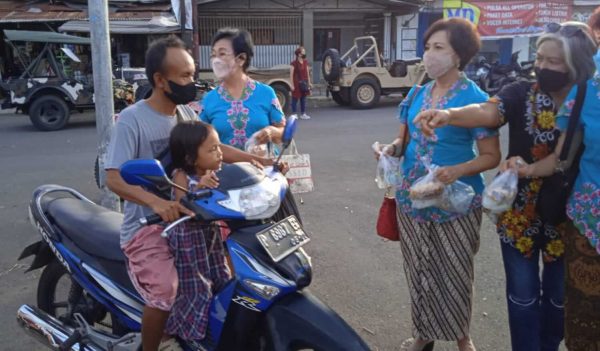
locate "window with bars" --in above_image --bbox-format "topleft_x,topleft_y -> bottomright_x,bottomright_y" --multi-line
198,15 -> 302,45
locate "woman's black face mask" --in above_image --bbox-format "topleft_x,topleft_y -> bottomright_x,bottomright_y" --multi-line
535,67 -> 570,93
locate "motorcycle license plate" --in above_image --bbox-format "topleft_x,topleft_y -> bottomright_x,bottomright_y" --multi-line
256,216 -> 309,262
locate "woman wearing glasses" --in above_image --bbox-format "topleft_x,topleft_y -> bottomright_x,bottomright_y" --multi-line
200,28 -> 285,150
199,28 -> 303,224
412,22 -> 597,351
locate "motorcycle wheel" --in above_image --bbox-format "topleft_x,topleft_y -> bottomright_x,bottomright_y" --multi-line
37,260 -> 129,336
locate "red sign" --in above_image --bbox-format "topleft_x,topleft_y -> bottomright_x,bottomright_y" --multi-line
444,1 -> 573,38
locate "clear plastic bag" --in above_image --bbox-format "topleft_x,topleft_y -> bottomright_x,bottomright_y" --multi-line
482,168 -> 518,215
245,133 -> 277,159
372,142 -> 402,189
409,158 -> 445,209
409,155 -> 475,213
438,180 -> 476,215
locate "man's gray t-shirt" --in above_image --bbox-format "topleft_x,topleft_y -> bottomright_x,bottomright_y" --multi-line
105,100 -> 177,245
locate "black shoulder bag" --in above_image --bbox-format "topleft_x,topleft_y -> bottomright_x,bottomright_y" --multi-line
536,83 -> 587,226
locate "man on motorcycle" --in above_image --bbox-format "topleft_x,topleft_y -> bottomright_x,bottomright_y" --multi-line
105,36 -> 277,351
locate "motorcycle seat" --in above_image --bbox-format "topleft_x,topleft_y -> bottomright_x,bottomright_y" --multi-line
47,198 -> 125,262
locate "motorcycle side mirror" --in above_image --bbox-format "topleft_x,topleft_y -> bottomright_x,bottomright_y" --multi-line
281,114 -> 298,150
272,115 -> 298,170
120,159 -> 187,192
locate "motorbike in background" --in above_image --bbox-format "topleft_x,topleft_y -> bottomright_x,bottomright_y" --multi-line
481,51 -> 522,95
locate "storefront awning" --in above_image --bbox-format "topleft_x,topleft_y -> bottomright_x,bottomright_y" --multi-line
59,16 -> 180,34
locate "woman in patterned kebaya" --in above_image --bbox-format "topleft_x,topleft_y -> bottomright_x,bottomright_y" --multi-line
381,18 -> 500,351
200,28 -> 285,150
199,28 -> 303,224
413,22 -> 597,351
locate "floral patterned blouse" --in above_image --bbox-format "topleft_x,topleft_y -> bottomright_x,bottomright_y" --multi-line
397,74 -> 497,223
556,75 -> 600,255
199,79 -> 284,149
491,81 -> 565,262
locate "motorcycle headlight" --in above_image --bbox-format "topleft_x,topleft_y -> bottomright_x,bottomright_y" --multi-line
218,174 -> 286,220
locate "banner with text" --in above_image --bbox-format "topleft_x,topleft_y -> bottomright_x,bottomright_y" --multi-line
443,1 -> 573,38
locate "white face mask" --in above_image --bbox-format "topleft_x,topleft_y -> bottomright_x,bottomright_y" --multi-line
423,51 -> 457,79
211,57 -> 234,80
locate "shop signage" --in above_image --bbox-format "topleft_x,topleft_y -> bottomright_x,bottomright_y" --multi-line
443,0 -> 573,38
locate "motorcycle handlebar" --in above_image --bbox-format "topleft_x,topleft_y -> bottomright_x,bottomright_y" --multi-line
139,214 -> 162,226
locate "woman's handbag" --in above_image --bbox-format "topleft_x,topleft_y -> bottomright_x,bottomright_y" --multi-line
376,187 -> 400,241
299,80 -> 310,93
536,82 -> 587,226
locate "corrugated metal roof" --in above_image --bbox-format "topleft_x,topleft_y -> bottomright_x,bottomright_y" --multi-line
0,1 -> 172,23
0,10 -> 88,23
60,18 -> 179,34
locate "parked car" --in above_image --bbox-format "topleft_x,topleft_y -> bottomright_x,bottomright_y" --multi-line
321,36 -> 428,109
0,30 -> 149,131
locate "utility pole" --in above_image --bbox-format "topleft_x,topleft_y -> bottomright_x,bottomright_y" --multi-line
191,0 -> 199,64
179,0 -> 196,54
89,0 -> 120,211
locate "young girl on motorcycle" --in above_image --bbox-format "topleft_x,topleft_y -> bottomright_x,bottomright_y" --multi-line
164,121 -> 232,343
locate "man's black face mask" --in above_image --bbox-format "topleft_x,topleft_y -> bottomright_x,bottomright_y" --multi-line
164,80 -> 197,105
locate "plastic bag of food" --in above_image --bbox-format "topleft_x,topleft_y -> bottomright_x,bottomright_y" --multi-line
438,180 -> 476,214
372,142 -> 402,189
245,133 -> 277,159
409,158 -> 445,209
482,168 -> 518,214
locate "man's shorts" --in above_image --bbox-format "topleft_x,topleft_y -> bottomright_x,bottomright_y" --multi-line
121,225 -> 178,311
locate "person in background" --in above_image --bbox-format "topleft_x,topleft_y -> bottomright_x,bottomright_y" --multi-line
290,46 -> 312,120
381,18 -> 500,351
413,21 -> 597,351
588,6 -> 600,70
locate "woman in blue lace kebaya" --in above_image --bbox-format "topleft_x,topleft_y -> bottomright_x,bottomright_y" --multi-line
382,18 -> 500,351
199,28 -> 285,151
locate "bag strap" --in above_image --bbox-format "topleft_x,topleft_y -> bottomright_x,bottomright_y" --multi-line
557,82 -> 586,170
397,85 -> 422,155
176,104 -> 197,123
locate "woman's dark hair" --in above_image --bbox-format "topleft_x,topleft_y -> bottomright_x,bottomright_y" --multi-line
211,27 -> 254,72
295,46 -> 305,57
423,18 -> 481,71
169,121 -> 214,175
145,36 -> 187,87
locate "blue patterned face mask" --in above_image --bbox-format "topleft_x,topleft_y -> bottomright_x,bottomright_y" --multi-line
594,49 -> 600,72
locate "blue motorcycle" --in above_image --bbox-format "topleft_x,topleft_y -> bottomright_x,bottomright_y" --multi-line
17,117 -> 371,351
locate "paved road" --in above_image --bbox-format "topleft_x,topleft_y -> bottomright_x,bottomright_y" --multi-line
0,104 -> 561,351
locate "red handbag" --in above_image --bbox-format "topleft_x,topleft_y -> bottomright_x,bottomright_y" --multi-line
376,195 -> 400,241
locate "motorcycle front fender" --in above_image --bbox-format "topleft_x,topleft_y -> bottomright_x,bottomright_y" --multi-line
264,291 -> 371,351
